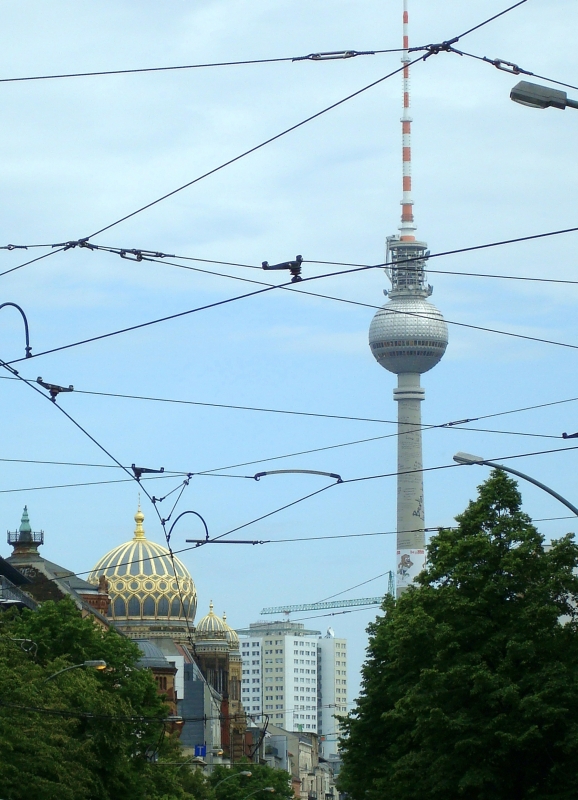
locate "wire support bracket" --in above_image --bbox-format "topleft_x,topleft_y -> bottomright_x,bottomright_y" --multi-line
262,254 -> 303,282
36,377 -> 74,402
131,464 -> 165,480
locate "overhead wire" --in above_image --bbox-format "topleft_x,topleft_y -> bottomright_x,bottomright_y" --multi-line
452,47 -> 578,93
316,571 -> 392,603
0,372 -> 569,435
0,247 -> 65,279
6,224 -> 578,369
0,358 -> 198,648
59,438 -> 578,582
0,47 -> 406,84
83,57 -> 420,240
72,0 -> 529,240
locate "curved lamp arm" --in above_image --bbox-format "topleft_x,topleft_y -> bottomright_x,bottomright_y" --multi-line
241,790 -> 275,800
44,659 -> 107,683
0,302 -> 32,357
453,451 -> 578,517
213,770 -> 252,790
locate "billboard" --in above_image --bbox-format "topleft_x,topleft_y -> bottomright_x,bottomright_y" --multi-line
396,549 -> 426,590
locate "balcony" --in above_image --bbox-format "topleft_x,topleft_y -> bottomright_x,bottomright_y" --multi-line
7,530 -> 44,546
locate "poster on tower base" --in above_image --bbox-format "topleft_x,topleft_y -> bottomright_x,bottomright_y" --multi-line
396,549 -> 426,591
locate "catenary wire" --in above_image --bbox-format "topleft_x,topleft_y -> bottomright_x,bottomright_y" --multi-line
0,373 -> 565,435
0,359 -> 197,647
73,0 -> 529,240
7,226 -> 578,368
446,0 -> 528,41
0,48 -> 406,84
75,236 -> 578,285
64,443 -> 578,580
454,47 -> 578,93
83,58 -> 420,240
70,240 -> 578,285
0,247 -> 65,279
316,571 -> 393,603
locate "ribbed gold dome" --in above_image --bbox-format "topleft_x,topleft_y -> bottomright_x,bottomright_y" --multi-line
223,611 -> 240,649
88,507 -> 197,623
195,601 -> 227,639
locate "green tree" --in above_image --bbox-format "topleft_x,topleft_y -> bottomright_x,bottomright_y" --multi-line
338,470 -> 578,800
209,763 -> 293,800
0,597 -> 210,800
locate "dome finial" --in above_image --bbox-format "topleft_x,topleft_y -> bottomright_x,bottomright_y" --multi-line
19,506 -> 32,536
134,504 -> 146,540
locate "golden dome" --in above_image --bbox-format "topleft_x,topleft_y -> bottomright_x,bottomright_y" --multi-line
87,507 -> 197,624
223,611 -> 240,649
195,601 -> 227,639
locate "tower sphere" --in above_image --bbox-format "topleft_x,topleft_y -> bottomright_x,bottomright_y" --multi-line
369,295 -> 448,374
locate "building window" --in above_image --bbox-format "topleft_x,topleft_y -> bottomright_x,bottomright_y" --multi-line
113,597 -> 126,616
128,596 -> 140,616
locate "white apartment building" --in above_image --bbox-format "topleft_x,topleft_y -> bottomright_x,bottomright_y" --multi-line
238,621 -> 347,741
317,627 -> 347,758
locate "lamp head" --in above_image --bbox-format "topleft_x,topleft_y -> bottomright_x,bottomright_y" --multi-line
510,80 -> 568,110
453,451 -> 484,465
84,659 -> 107,670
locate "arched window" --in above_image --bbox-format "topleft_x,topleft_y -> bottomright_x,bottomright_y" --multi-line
113,597 -> 126,617
170,598 -> 181,617
143,597 -> 155,617
128,596 -> 140,616
158,597 -> 169,616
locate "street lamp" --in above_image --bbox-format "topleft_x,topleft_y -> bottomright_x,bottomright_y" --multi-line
241,790 -> 275,800
213,770 -> 252,790
453,451 -> 578,517
44,659 -> 107,682
510,80 -> 578,111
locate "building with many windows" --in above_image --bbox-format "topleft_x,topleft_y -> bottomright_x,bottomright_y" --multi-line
238,620 -> 347,744
317,627 -> 347,758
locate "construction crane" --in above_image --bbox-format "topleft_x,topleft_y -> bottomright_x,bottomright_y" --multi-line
260,571 -> 395,616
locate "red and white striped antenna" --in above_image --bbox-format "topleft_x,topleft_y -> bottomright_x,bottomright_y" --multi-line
400,0 -> 416,242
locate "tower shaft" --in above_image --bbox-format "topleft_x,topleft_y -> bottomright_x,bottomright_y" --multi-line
394,373 -> 425,548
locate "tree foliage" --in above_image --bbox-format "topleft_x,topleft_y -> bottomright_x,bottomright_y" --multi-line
0,597 -> 211,800
338,470 -> 578,800
209,763 -> 293,800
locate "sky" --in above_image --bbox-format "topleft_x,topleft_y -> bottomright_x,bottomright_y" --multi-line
1,0 -> 578,710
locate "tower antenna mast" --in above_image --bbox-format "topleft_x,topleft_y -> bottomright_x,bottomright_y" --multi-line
369,0 -> 449,595
400,0 -> 416,243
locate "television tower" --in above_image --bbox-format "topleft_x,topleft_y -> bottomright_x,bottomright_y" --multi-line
368,0 -> 448,594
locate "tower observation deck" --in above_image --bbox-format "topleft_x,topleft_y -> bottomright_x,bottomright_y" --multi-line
368,0 -> 448,594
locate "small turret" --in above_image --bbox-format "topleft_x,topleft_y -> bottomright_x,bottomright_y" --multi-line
7,506 -> 44,556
